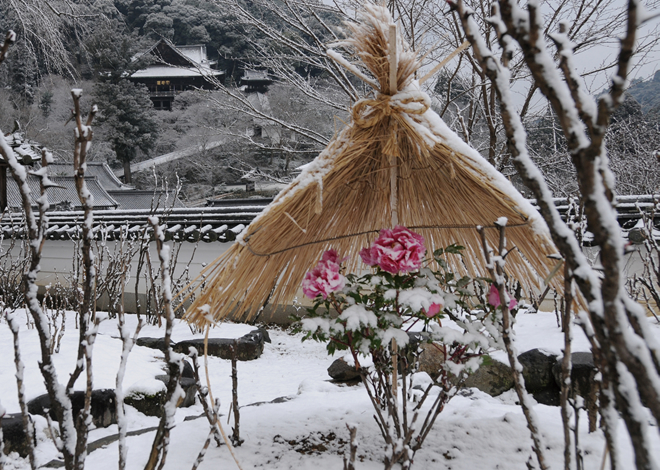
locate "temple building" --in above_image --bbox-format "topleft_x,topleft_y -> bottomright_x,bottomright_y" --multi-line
130,39 -> 224,110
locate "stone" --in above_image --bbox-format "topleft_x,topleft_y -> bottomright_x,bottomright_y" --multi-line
255,327 -> 272,343
519,349 -> 558,391
417,343 -> 446,380
245,396 -> 294,407
155,375 -> 198,408
136,337 -> 169,352
519,348 -> 561,406
531,387 -> 561,407
182,359 -> 195,379
553,352 -> 598,431
124,389 -> 166,418
1,413 -> 34,457
463,357 -> 514,396
27,389 -> 117,428
628,227 -> 646,244
125,366 -> 199,417
552,352 -> 597,398
327,358 -> 360,382
174,330 -> 265,361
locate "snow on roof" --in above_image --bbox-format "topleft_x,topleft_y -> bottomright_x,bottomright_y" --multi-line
242,70 -> 271,81
47,162 -> 127,191
5,175 -> 118,211
0,132 -> 41,164
131,65 -> 223,79
107,190 -> 185,210
176,45 -> 208,64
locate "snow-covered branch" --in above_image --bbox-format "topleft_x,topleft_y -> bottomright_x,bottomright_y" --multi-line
143,218 -> 184,470
450,0 -> 660,467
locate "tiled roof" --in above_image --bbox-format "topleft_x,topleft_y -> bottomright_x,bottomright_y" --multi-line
131,40 -> 223,79
242,70 -> 271,81
177,45 -> 209,64
107,190 -> 185,210
0,133 -> 42,164
0,200 -> 272,242
46,162 -> 126,190
4,174 -> 118,211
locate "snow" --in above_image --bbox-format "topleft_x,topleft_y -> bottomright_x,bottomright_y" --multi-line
131,66 -> 223,79
339,304 -> 377,331
2,308 -> 660,469
125,379 -> 166,398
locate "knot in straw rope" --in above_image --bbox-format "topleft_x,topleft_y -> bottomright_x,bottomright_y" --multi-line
352,90 -> 431,157
352,90 -> 430,129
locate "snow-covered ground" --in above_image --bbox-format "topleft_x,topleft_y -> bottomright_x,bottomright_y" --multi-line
1,309 -> 659,469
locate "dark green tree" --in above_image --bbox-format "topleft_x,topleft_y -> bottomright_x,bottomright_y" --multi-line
87,15 -> 160,184
7,41 -> 39,108
39,90 -> 54,118
143,12 -> 175,39
93,80 -> 160,184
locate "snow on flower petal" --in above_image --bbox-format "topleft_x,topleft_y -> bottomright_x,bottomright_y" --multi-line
398,287 -> 444,313
360,226 -> 426,274
302,250 -> 346,299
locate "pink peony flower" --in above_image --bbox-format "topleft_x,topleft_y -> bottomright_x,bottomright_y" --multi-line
425,302 -> 442,318
488,284 -> 517,310
302,249 -> 346,300
360,226 -> 426,274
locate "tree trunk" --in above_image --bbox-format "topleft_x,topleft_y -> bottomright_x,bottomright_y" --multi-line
123,158 -> 132,184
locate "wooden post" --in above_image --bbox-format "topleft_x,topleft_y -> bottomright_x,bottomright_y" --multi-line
0,162 -> 7,212
388,23 -> 399,401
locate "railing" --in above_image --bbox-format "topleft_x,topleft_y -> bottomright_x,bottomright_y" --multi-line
149,91 -> 177,98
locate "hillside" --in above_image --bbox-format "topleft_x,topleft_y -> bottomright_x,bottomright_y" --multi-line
627,70 -> 660,113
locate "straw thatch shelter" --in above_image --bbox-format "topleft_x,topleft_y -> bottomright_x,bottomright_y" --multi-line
183,4 -> 562,326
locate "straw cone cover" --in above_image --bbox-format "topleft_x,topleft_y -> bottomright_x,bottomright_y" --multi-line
183,4 -> 560,326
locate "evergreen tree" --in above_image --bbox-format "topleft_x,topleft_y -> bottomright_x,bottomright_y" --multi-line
7,41 -> 39,108
39,90 -> 54,118
93,79 -> 160,184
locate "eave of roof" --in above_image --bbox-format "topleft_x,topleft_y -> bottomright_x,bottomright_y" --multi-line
131,66 -> 224,78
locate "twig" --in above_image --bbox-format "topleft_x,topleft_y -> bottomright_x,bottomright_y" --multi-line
143,218 -> 184,470
560,261 -> 574,470
70,89 -> 99,470
343,424 -> 358,470
1,75 -> 79,468
188,347 -> 223,447
202,326 -> 245,470
230,340 -> 243,446
0,31 -> 16,65
115,243 -> 144,470
7,313 -> 37,470
191,429 -> 214,470
478,224 -> 549,470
